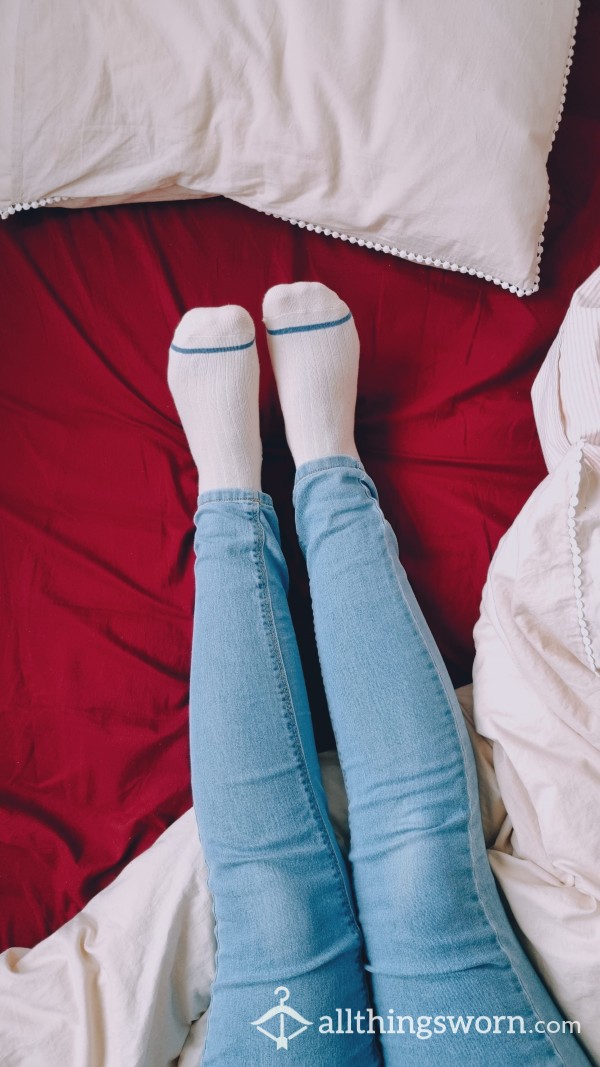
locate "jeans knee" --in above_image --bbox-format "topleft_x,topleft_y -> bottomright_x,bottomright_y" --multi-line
215,859 -> 361,978
356,828 -> 489,974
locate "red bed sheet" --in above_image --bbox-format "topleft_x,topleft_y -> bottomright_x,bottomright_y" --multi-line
1,1 -> 599,951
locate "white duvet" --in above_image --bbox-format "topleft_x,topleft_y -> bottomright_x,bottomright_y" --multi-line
1,268 -> 599,1066
473,264 -> 600,1061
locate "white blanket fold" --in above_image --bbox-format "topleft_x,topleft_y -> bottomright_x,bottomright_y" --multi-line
474,264 -> 600,1062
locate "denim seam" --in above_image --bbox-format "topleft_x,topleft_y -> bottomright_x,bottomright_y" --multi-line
197,504 -> 268,1062
372,494 -> 565,1063
296,492 -> 369,898
308,640 -> 362,929
294,459 -> 364,489
254,502 -> 365,942
196,497 -> 275,510
196,880 -> 219,1058
191,787 -> 221,1056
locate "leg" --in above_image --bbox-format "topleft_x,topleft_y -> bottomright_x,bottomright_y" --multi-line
264,283 -> 592,1066
168,306 -> 381,1065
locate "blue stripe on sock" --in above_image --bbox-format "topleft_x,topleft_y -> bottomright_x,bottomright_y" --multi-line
265,311 -> 351,336
170,338 -> 255,354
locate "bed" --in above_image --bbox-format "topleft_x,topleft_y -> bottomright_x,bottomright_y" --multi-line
1,1 -> 599,1064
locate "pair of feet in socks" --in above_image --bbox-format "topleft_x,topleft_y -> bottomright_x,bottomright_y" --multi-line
167,282 -> 360,488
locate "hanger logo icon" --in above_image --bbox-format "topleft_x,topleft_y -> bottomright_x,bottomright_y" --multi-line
250,986 -> 313,1050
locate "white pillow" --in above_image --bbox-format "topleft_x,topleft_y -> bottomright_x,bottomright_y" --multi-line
1,0 -> 579,296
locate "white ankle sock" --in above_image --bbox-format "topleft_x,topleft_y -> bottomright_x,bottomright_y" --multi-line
262,282 -> 360,467
167,305 -> 262,492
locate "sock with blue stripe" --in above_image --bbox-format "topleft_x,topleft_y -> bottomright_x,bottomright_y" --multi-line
167,305 -> 262,491
262,282 -> 360,467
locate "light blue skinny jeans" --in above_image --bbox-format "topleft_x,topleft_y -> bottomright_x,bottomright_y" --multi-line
189,456 -> 591,1066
